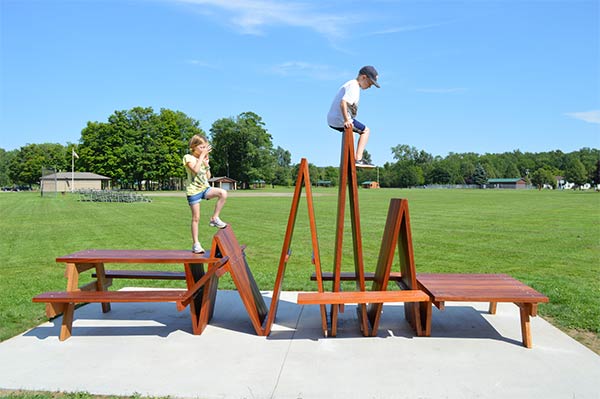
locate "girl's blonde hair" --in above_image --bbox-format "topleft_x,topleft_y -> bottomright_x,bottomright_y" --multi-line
189,135 -> 208,150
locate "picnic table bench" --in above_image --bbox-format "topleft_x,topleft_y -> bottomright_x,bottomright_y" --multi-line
309,269 -> 549,348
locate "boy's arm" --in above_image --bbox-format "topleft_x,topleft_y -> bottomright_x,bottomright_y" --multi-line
339,100 -> 352,128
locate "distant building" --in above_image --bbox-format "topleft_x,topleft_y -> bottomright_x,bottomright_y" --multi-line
361,180 -> 380,189
40,172 -> 111,193
251,179 -> 266,189
487,178 -> 527,189
209,176 -> 237,191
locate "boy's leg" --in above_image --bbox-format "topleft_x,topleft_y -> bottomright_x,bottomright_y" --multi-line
355,126 -> 370,161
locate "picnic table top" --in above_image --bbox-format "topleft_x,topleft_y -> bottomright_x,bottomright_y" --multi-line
56,249 -> 221,264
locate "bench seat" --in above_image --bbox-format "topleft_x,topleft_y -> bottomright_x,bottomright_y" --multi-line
33,290 -> 186,304
416,273 -> 549,348
92,270 -> 186,280
297,290 -> 429,305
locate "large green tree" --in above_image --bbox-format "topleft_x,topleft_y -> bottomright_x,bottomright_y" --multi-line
273,146 -> 293,186
0,149 -> 18,186
8,143 -> 69,186
530,167 -> 556,189
210,112 -> 277,187
564,156 -> 588,185
79,107 -> 204,189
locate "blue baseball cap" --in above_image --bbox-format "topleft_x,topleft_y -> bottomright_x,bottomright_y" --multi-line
359,65 -> 380,88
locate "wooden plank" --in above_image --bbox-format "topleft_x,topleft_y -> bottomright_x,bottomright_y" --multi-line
416,273 -> 549,303
92,270 -> 187,280
213,227 -> 268,336
178,256 -> 229,310
297,290 -> 429,305
33,290 -> 186,303
311,271 -> 403,282
56,249 -> 220,264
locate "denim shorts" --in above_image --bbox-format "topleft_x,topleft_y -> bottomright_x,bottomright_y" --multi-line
329,119 -> 367,134
187,187 -> 211,205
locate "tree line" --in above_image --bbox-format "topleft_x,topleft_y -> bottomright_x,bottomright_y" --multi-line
0,106 -> 598,189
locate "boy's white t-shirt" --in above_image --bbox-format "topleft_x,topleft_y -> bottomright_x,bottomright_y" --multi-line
327,79 -> 360,127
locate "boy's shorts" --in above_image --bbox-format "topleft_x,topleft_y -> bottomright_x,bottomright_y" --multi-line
187,187 -> 211,205
329,119 -> 367,134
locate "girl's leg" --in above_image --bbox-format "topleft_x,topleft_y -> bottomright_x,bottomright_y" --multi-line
356,126 -> 370,160
190,202 -> 200,244
205,188 -> 228,220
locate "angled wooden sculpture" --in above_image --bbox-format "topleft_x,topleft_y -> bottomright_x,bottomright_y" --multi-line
263,158 -> 327,336
211,226 -> 268,336
330,127 -> 368,336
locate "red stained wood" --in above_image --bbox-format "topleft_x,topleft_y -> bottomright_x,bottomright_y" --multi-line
56,249 -> 219,264
297,290 -> 429,305
92,270 -> 187,280
416,273 -> 549,303
33,290 -> 185,303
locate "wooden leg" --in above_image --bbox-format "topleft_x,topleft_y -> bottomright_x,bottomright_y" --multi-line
45,303 -> 66,318
198,272 -> 219,333
419,301 -> 432,337
59,304 -> 74,341
94,263 -> 111,313
58,263 -> 80,341
489,302 -> 497,314
518,303 -> 533,348
404,302 -> 424,336
185,262 -> 206,335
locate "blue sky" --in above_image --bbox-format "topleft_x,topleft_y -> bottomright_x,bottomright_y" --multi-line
1,0 -> 599,166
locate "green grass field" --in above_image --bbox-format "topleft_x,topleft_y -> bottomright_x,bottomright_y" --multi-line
1,188 -> 598,353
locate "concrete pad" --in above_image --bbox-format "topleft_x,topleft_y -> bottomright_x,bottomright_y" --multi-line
0,290 -> 598,399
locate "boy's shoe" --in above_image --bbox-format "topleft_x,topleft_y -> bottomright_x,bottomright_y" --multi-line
192,242 -> 205,254
209,217 -> 227,229
355,159 -> 376,168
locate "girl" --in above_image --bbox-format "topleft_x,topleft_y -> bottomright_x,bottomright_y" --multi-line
183,135 -> 228,253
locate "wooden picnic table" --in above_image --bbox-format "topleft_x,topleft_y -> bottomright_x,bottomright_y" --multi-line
34,249 -> 226,341
33,227 -> 268,341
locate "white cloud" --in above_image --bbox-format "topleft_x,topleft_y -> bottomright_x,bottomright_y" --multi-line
186,59 -> 218,68
415,88 -> 467,93
565,110 -> 600,124
270,62 -> 347,81
171,0 -> 351,39
367,23 -> 446,36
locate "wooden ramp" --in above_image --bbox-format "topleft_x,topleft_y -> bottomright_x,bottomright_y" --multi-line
211,226 -> 268,336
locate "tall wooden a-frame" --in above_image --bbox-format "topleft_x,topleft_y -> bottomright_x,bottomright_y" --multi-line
330,127 -> 368,336
366,198 -> 425,336
263,158 -> 327,335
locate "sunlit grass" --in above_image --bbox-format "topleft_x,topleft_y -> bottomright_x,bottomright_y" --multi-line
1,188 -> 598,345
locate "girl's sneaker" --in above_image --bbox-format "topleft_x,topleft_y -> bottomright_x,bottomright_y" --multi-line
209,217 -> 227,229
192,242 -> 205,254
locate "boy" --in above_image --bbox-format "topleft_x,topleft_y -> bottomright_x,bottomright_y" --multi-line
327,65 -> 380,168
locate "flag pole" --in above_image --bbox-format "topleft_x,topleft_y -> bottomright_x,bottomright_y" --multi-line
71,149 -> 74,193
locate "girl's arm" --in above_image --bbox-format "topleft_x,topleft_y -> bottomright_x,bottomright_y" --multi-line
186,146 -> 211,174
